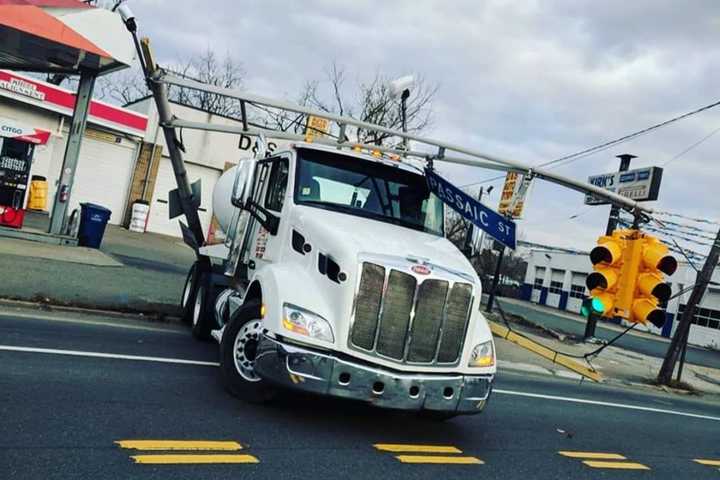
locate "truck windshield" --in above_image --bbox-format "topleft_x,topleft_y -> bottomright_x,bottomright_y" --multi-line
294,148 -> 444,236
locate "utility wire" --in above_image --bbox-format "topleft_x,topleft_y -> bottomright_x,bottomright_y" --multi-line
461,98 -> 720,189
662,126 -> 720,167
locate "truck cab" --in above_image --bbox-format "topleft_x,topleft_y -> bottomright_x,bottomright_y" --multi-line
190,142 -> 495,416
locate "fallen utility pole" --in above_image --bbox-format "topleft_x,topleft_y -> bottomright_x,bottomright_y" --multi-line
657,226 -> 720,385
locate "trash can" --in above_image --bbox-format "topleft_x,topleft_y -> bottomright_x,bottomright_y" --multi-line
27,175 -> 48,211
77,203 -> 112,248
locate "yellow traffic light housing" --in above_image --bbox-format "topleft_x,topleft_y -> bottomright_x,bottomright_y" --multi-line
583,229 -> 677,328
583,231 -> 627,319
626,234 -> 677,327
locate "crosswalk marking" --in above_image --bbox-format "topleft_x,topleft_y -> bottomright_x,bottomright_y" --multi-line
695,459 -> 720,467
116,439 -> 258,465
374,443 -> 481,465
559,451 -> 626,460
582,461 -> 649,470
116,440 -> 243,451
131,454 -> 259,464
558,451 -> 649,470
374,444 -> 461,453
396,455 -> 483,464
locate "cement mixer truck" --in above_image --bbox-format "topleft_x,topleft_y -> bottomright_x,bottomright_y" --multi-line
181,139 -> 496,416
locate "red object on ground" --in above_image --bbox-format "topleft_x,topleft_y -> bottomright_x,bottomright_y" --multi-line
0,206 -> 25,228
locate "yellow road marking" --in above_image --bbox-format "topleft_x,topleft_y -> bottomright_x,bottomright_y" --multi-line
116,440 -> 243,451
374,444 -> 462,453
582,461 -> 649,470
131,454 -> 259,464
695,459 -> 720,466
559,451 -> 626,460
396,455 -> 483,464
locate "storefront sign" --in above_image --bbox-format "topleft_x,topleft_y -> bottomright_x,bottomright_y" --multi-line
0,76 -> 46,101
0,70 -> 147,137
585,167 -> 663,205
0,117 -> 50,145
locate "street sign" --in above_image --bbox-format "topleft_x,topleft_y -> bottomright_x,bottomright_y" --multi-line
498,171 -> 531,218
426,169 -> 516,249
585,166 -> 663,205
305,115 -> 330,142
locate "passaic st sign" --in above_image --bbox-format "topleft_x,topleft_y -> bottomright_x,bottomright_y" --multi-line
584,166 -> 663,205
426,168 -> 516,249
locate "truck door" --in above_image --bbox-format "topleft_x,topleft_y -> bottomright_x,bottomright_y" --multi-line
241,154 -> 290,269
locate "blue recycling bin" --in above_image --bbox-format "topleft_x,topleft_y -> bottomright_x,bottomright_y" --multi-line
77,203 -> 112,248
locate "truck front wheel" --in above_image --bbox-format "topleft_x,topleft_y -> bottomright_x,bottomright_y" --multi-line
180,262 -> 199,324
220,300 -> 277,403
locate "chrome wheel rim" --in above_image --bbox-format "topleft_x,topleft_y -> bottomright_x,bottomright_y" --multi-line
233,318 -> 263,382
192,285 -> 204,327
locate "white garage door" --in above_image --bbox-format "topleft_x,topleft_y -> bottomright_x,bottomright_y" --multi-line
146,157 -> 220,238
70,136 -> 137,225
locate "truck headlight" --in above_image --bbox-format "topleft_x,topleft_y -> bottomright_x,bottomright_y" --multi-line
468,340 -> 495,367
282,304 -> 334,343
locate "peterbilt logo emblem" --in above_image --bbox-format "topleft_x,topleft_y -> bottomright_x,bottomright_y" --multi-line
411,265 -> 431,275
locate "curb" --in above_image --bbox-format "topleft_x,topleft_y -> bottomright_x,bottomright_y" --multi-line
490,320 -> 603,382
0,298 -> 183,324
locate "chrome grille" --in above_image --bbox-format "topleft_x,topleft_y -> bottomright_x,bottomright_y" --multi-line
350,262 -> 473,364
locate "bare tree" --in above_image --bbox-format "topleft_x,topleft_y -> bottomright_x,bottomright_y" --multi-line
89,49 -> 245,116
263,61 -> 437,145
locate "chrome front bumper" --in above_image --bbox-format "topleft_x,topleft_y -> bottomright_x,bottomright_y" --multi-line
254,336 -> 493,414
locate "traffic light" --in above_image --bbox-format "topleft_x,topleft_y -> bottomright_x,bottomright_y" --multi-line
582,230 -> 628,318
583,229 -> 677,328
626,234 -> 678,327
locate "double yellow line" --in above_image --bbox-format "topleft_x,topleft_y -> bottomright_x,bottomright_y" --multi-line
116,440 -> 259,464
374,443 -> 482,464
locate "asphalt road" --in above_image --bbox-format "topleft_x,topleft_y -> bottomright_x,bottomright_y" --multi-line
496,298 -> 720,370
1,308 -> 719,480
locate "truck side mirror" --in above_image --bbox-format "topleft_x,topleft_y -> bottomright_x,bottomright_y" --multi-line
231,159 -> 256,208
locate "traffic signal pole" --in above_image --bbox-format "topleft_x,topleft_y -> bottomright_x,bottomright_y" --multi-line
657,226 -> 720,385
585,154 -> 635,339
485,241 -> 505,313
605,154 -> 635,236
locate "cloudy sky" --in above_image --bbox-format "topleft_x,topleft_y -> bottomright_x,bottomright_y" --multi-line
127,0 -> 720,255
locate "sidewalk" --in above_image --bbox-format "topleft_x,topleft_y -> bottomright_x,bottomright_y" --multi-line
0,212 -> 194,316
493,311 -> 720,397
492,296 -> 720,371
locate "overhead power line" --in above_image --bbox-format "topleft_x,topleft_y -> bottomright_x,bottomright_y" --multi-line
461,97 -> 720,189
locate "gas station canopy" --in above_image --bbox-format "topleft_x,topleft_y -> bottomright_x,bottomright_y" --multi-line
0,0 -> 135,74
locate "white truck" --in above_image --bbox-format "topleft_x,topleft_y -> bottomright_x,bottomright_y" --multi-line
182,140 -> 496,417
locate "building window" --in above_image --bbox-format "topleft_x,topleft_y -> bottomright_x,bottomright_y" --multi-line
569,284 -> 586,299
549,281 -> 563,295
534,278 -> 544,288
679,304 -> 720,331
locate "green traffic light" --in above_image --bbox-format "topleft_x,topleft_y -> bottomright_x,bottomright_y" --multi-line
581,297 -> 605,317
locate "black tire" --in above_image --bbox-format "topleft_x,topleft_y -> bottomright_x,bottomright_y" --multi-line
190,272 -> 214,341
220,300 -> 277,403
180,262 -> 199,324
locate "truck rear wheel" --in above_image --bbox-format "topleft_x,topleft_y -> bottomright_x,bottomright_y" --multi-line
180,262 -> 199,324
220,300 -> 276,403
